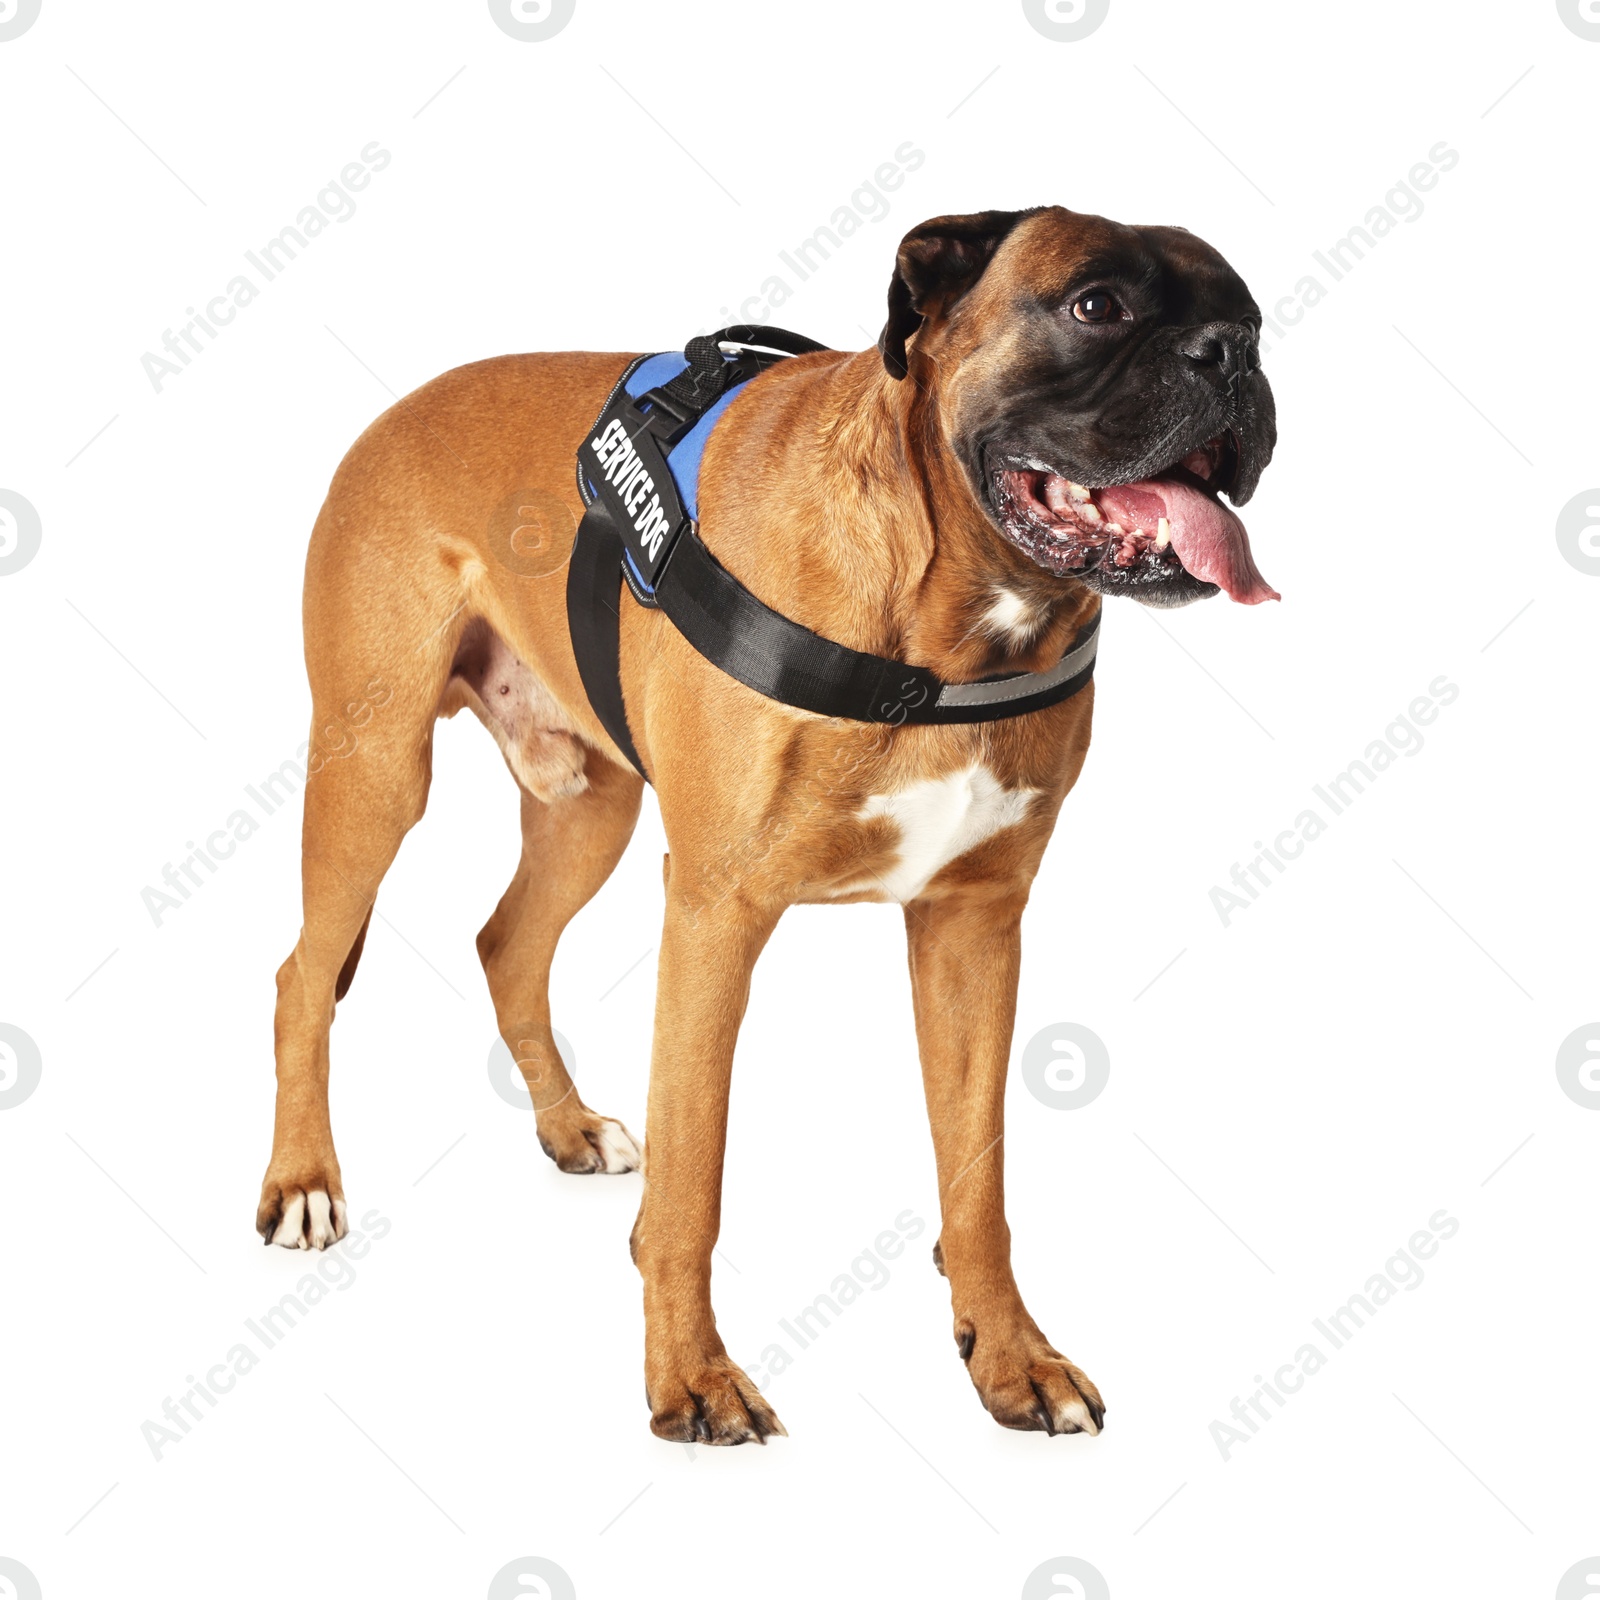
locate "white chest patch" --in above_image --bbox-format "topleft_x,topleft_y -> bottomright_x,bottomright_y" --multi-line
857,764 -> 1038,902
980,587 -> 1038,650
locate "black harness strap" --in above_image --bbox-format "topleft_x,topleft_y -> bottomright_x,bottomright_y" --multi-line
656,527 -> 1101,726
566,327 -> 1101,781
566,350 -> 651,772
565,471 -> 643,772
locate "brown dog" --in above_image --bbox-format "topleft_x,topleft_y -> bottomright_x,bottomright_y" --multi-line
257,206 -> 1276,1444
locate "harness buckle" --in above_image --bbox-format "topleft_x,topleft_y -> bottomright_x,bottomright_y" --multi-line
634,386 -> 703,444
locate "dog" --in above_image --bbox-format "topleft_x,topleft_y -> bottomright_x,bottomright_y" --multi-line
257,206 -> 1276,1444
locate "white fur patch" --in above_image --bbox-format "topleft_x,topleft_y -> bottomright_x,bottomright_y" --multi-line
1058,1397 -> 1100,1436
270,1193 -> 305,1249
305,1190 -> 335,1250
981,587 -> 1036,649
591,1119 -> 643,1173
270,1188 -> 349,1251
858,765 -> 1037,902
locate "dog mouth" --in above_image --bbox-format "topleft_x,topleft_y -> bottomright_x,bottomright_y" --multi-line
986,434 -> 1279,605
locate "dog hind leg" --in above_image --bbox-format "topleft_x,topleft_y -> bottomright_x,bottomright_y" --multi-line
477,750 -> 646,1173
256,616 -> 453,1250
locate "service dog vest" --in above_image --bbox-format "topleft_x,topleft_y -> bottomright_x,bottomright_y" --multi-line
567,326 -> 1100,780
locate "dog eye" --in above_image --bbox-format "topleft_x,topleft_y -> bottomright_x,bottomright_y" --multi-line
1071,292 -> 1124,324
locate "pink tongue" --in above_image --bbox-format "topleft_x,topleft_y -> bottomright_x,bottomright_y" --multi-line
1097,477 -> 1279,605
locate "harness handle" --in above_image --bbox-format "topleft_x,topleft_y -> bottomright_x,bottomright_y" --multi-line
651,327 -> 832,441
707,325 -> 830,357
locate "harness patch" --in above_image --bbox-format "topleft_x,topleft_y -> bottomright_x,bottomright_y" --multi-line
589,418 -> 674,565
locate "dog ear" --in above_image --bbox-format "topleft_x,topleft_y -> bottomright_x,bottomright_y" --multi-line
879,209 -> 1034,379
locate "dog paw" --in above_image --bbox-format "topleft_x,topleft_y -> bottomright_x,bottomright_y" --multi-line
647,1358 -> 786,1446
537,1108 -> 642,1175
257,1175 -> 349,1250
957,1319 -> 1104,1437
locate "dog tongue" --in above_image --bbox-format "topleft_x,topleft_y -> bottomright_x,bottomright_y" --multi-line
1096,477 -> 1280,605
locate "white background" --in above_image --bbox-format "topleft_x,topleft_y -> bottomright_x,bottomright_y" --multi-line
2,2 -> 1596,1597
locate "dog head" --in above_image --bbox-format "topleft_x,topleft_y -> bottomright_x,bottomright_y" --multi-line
880,206 -> 1278,607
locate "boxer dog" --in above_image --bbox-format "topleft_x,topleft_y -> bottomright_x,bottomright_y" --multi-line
257,206 -> 1276,1443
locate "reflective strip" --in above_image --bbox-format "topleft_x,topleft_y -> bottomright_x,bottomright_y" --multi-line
934,618 -> 1100,709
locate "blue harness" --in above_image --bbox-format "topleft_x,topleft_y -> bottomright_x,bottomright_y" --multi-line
610,350 -> 735,584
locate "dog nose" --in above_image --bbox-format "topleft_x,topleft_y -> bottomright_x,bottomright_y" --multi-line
1178,321 -> 1254,383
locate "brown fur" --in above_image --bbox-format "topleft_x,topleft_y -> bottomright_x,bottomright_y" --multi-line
258,209 -> 1119,1441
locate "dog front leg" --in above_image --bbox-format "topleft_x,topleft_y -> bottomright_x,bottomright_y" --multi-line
906,890 -> 1105,1437
631,890 -> 786,1445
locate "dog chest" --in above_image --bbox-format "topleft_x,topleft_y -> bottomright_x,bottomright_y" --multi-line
854,763 -> 1037,902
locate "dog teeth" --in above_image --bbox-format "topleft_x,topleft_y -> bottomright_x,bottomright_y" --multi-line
1079,503 -> 1102,526
1156,516 -> 1171,549
1066,481 -> 1091,502
1106,522 -> 1125,536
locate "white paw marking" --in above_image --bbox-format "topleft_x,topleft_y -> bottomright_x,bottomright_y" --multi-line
271,1193 -> 305,1249
858,764 -> 1037,902
271,1189 -> 349,1251
1058,1397 -> 1100,1436
306,1191 -> 334,1249
592,1119 -> 642,1173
